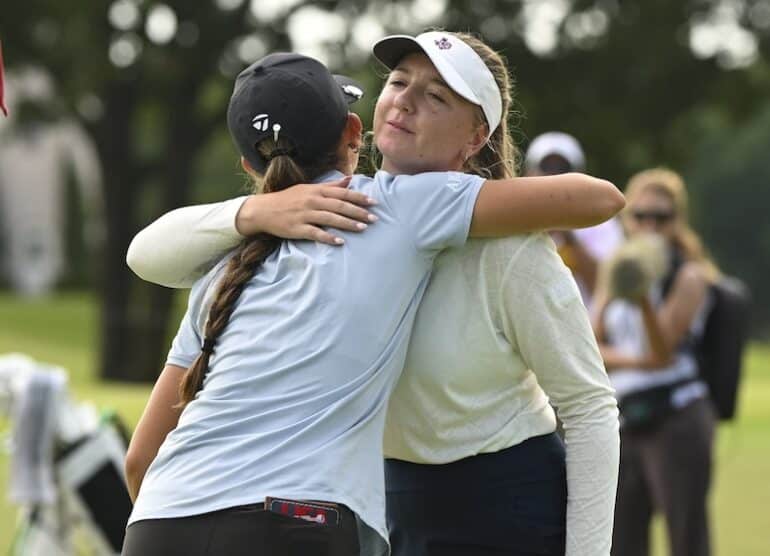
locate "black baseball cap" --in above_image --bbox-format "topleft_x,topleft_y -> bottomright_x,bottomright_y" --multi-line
227,53 -> 365,174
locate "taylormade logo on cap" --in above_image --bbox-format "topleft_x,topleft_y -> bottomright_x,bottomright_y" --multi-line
373,32 -> 502,141
252,114 -> 269,131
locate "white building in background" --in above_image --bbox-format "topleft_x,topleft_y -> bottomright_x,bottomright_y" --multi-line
0,68 -> 102,296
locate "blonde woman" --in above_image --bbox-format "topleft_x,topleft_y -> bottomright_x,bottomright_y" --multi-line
593,168 -> 718,556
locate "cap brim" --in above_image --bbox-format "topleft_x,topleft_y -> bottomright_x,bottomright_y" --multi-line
333,75 -> 365,104
372,36 -> 424,70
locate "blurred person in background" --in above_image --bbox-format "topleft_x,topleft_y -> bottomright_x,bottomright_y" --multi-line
525,131 -> 624,309
0,67 -> 101,295
127,32 -> 621,556
593,168 -> 719,556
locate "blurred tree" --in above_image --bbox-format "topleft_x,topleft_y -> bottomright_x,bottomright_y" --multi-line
1,0 -> 769,382
436,0 -> 770,181
687,102 -> 770,334
1,1 -> 284,380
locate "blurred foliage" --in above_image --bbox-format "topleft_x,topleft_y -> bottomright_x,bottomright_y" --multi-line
2,0 -> 283,381
1,0 -> 769,380
687,101 -> 770,333
61,164 -> 91,289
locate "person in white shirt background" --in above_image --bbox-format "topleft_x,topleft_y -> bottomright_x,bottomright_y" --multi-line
593,168 -> 718,556
127,32 -> 622,556
525,131 -> 625,310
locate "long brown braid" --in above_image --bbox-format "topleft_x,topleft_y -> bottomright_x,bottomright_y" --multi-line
177,138 -> 339,407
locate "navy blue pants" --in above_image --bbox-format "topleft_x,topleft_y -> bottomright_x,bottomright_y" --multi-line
386,433 -> 567,556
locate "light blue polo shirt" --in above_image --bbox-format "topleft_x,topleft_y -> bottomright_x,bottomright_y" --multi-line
128,170 -> 484,551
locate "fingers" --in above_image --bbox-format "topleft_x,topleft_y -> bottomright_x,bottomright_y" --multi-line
287,180 -> 380,245
309,210 -> 370,233
297,211 -> 373,246
319,183 -> 378,207
301,225 -> 346,246
311,194 -> 377,225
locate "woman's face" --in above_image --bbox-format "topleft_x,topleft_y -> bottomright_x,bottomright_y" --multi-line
626,189 -> 678,240
373,53 -> 486,175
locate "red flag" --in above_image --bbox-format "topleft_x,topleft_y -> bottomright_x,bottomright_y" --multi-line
0,40 -> 8,116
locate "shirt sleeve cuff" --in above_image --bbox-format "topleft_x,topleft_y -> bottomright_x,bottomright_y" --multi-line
196,196 -> 249,239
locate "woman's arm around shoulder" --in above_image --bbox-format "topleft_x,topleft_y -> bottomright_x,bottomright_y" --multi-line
127,198 -> 247,288
470,173 -> 625,237
126,178 -> 376,288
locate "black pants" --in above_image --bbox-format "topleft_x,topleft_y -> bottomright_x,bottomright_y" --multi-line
386,433 -> 567,556
122,503 -> 360,556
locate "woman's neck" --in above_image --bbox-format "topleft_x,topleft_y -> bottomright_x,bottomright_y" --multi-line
380,157 -> 463,176
335,164 -> 354,176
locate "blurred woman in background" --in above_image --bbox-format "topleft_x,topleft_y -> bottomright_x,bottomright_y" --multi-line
593,167 -> 719,556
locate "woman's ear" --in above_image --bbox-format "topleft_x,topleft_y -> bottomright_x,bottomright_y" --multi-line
344,112 -> 364,149
336,112 -> 364,176
465,123 -> 488,160
240,156 -> 255,174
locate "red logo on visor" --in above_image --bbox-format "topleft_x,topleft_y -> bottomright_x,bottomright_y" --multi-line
435,37 -> 452,50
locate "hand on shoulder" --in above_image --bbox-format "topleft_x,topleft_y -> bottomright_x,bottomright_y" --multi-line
235,176 -> 378,245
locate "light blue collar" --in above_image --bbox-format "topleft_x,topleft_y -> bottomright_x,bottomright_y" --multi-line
312,169 -> 346,184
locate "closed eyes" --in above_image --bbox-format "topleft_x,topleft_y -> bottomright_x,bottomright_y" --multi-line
388,78 -> 448,104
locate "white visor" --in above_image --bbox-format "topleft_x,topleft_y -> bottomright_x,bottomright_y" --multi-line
373,32 -> 503,141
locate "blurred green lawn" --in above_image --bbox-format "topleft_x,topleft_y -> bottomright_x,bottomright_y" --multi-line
1,292 -> 768,554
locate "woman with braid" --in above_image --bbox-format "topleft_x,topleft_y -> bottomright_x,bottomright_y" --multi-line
124,38 -> 623,556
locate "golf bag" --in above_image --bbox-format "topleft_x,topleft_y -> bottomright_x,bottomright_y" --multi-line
1,353 -> 132,555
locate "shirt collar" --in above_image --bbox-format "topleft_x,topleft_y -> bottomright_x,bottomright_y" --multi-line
312,169 -> 346,184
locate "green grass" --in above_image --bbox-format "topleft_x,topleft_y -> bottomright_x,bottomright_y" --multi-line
0,292 -> 769,554
691,343 -> 770,555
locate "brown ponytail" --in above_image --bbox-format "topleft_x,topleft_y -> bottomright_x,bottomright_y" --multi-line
177,139 -> 339,407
